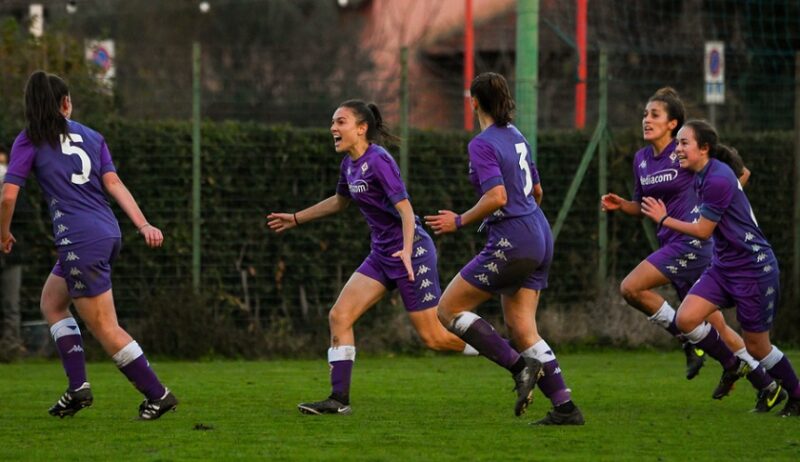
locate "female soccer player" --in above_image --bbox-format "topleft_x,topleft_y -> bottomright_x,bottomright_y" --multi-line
425,72 -> 583,425
641,120 -> 799,416
600,89 -> 776,407
0,71 -> 177,420
268,99 -> 472,415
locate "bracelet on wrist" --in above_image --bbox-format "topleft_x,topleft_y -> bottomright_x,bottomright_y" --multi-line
455,215 -> 463,229
293,213 -> 300,226
657,215 -> 668,228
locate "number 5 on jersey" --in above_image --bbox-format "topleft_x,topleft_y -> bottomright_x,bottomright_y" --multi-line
515,142 -> 533,196
61,134 -> 91,185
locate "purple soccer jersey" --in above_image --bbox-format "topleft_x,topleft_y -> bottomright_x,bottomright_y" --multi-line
6,120 -> 121,247
336,144 -> 416,256
632,140 -> 713,296
695,158 -> 776,275
468,124 -> 539,225
633,140 -> 702,244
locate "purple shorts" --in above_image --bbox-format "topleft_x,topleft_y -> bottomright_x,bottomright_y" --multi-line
356,230 -> 441,312
688,264 -> 780,333
52,238 -> 121,298
460,208 -> 553,295
646,237 -> 713,300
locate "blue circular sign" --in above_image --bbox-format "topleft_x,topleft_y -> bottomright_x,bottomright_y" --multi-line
709,49 -> 722,76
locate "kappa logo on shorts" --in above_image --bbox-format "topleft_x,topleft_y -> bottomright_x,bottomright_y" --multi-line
413,234 -> 422,243
416,265 -> 430,276
689,239 -> 702,248
756,253 -> 767,263
492,209 -> 505,217
744,232 -> 755,242
422,293 -> 436,303
50,198 -> 58,206
751,244 -> 762,252
73,281 -> 86,291
677,259 -> 687,268
763,265 -> 773,273
497,238 -> 512,248
69,267 -> 82,276
420,279 -> 432,288
768,301 -> 775,310
766,287 -> 775,296
666,265 -> 678,274
492,250 -> 507,261
59,238 -> 73,246
691,206 -> 700,214
65,252 -> 80,261
53,210 -> 64,220
56,224 -> 69,235
414,246 -> 427,257
474,274 -> 490,285
684,253 -> 697,261
484,262 -> 499,274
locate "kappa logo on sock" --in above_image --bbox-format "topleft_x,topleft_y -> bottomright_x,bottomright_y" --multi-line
67,345 -> 84,354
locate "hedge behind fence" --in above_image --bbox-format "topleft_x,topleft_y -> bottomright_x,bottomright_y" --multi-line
5,120 -> 797,356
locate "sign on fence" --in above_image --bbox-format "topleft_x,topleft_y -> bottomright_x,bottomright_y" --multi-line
705,41 -> 725,104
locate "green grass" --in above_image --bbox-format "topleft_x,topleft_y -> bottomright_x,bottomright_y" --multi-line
1,351 -> 799,461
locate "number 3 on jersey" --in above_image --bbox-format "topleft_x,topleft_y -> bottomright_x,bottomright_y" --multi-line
515,142 -> 533,195
60,134 -> 91,185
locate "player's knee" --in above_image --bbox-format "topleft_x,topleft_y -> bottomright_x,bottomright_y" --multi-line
675,311 -> 698,333
436,306 -> 455,329
619,278 -> 639,303
328,306 -> 354,329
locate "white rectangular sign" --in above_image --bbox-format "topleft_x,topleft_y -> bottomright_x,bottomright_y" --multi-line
705,41 -> 725,104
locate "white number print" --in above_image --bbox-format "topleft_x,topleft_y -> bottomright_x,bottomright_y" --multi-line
515,142 -> 533,196
60,134 -> 91,185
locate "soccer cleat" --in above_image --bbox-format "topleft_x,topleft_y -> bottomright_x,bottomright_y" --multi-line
49,382 -> 93,418
778,397 -> 800,417
531,406 -> 585,426
138,389 -> 178,420
683,342 -> 706,380
712,359 -> 751,400
297,397 -> 352,415
752,384 -> 787,413
512,357 -> 544,417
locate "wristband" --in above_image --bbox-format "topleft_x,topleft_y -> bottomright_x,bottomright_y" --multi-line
657,215 -> 668,228
455,215 -> 463,229
293,213 -> 300,226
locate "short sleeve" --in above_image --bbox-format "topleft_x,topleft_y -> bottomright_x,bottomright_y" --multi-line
373,153 -> 408,204
468,138 -> 503,193
4,132 -> 37,187
99,140 -> 117,174
336,158 -> 351,199
530,160 -> 541,186
699,173 -> 735,222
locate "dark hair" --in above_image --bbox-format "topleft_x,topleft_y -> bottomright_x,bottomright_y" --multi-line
338,99 -> 399,144
24,71 -> 70,147
683,119 -> 744,176
647,87 -> 685,137
470,72 -> 515,126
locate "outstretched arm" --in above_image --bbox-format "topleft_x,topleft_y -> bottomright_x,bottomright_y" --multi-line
267,194 -> 350,233
102,172 -> 164,248
0,183 -> 19,253
425,184 -> 507,234
600,192 -> 642,217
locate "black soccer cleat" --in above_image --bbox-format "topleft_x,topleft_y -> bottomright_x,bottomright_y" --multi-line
778,396 -> 800,417
297,397 -> 352,415
683,342 -> 706,380
531,405 -> 585,426
752,383 -> 787,413
512,357 -> 544,417
712,359 -> 750,400
138,389 -> 178,420
49,382 -> 93,418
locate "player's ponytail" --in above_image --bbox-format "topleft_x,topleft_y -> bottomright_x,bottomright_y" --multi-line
684,119 -> 745,177
648,87 -> 685,137
339,99 -> 399,144
470,72 -> 515,126
24,71 -> 70,148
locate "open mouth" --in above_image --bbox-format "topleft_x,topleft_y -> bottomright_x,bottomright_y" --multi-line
333,135 -> 342,147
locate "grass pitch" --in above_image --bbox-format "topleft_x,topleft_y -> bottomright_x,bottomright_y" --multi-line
1,350 -> 798,461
